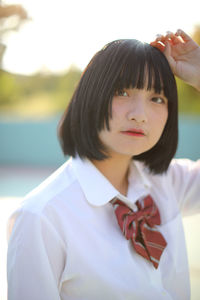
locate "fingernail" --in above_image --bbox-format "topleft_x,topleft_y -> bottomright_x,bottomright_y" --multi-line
156,34 -> 162,40
176,29 -> 182,35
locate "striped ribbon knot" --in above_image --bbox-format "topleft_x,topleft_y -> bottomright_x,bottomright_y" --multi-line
112,195 -> 167,269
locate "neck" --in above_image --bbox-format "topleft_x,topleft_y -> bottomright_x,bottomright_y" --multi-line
91,155 -> 132,196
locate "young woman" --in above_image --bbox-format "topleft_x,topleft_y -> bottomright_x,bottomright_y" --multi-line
7,29 -> 200,300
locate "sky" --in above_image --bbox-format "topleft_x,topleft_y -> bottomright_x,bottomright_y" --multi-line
2,0 -> 200,75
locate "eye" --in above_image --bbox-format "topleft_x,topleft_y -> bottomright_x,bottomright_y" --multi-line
151,96 -> 166,104
116,89 -> 129,97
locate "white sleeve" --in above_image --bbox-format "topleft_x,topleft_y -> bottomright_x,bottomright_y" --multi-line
168,158 -> 200,217
7,208 -> 66,300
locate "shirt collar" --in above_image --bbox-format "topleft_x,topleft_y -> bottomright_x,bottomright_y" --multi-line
71,156 -> 151,207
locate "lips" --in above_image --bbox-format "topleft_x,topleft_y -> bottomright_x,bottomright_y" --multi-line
121,129 -> 145,137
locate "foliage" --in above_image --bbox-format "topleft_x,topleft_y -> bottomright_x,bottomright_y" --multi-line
176,78 -> 200,115
0,70 -> 21,103
0,67 -> 82,118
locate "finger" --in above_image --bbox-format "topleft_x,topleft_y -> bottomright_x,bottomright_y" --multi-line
150,41 -> 165,52
166,31 -> 183,45
163,41 -> 176,73
163,41 -> 171,58
155,34 -> 166,43
155,33 -> 176,48
175,29 -> 191,42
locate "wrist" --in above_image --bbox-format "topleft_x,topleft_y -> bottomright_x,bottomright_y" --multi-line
195,82 -> 200,92
192,77 -> 200,92
187,66 -> 200,91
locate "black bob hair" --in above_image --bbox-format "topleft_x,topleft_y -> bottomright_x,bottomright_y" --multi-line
58,39 -> 178,174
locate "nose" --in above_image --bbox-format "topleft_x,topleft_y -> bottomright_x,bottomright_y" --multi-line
127,98 -> 148,123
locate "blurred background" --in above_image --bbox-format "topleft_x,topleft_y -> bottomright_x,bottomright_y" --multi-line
0,0 -> 200,299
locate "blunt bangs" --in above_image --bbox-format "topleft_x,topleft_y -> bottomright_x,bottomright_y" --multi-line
111,40 -> 174,104
58,39 -> 178,174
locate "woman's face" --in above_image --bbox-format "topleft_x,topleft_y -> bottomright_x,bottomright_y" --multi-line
99,87 -> 168,160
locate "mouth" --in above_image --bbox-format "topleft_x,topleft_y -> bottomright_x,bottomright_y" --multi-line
121,129 -> 145,137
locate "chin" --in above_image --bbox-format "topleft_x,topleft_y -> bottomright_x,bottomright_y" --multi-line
126,147 -> 152,157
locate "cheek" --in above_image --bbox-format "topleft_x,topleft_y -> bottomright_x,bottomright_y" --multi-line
156,107 -> 168,126
111,100 -> 127,119
109,108 -> 122,130
160,114 -> 168,129
151,109 -> 168,138
162,109 -> 168,128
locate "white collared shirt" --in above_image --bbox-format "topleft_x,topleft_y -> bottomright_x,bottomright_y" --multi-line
7,157 -> 200,300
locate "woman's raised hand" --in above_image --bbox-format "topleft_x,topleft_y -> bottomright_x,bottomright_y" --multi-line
151,29 -> 200,91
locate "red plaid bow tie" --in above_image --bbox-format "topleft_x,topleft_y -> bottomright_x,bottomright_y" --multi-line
112,195 -> 167,269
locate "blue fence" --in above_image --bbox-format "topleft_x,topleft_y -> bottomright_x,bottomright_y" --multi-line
0,114 -> 200,166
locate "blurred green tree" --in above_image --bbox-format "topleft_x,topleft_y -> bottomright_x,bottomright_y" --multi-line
0,67 -> 82,117
55,66 -> 82,109
0,69 -> 21,103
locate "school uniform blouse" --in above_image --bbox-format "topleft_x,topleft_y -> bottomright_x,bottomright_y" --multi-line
7,156 -> 200,300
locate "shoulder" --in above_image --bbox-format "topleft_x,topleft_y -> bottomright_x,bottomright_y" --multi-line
7,158 -> 82,240
144,158 -> 200,194
18,158 -> 78,215
167,158 -> 200,176
133,158 -> 200,186
140,158 -> 200,177
169,157 -> 200,167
